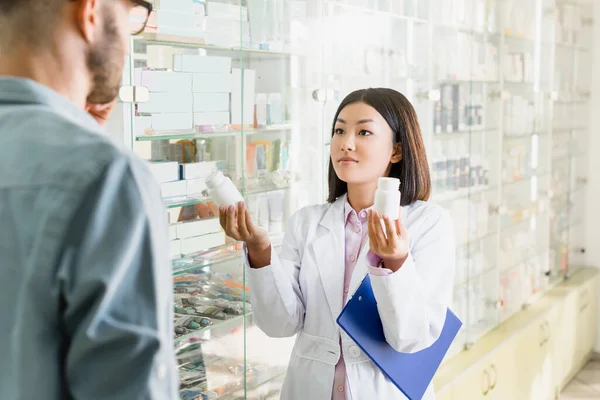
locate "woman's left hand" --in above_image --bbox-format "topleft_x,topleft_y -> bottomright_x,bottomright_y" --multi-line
368,209 -> 409,272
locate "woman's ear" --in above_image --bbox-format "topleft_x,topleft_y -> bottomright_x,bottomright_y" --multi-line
391,142 -> 402,164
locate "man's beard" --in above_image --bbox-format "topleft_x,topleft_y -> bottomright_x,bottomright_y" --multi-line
86,7 -> 124,105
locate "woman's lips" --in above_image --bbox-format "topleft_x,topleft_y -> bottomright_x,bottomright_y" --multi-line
338,157 -> 358,165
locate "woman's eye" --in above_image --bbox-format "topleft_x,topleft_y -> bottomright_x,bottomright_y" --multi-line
334,128 -> 344,135
359,130 -> 372,136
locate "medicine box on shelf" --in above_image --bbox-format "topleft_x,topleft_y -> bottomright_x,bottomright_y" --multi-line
192,73 -> 233,93
174,55 -> 232,74
181,232 -> 226,254
137,92 -> 194,114
180,161 -> 220,180
193,93 -> 230,113
135,69 -> 192,93
161,180 -> 187,198
170,239 -> 182,258
149,161 -> 180,183
177,218 -> 222,239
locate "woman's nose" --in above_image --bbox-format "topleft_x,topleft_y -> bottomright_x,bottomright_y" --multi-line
340,134 -> 355,151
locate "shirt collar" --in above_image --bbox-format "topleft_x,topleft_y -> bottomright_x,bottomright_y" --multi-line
344,195 -> 373,223
0,77 -> 100,129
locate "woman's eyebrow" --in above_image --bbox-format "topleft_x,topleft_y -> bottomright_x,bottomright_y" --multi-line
336,118 -> 376,125
357,119 -> 375,125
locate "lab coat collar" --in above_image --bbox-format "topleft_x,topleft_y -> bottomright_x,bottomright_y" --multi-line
313,194 -> 370,323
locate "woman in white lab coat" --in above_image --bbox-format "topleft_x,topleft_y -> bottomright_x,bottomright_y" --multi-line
219,88 -> 455,400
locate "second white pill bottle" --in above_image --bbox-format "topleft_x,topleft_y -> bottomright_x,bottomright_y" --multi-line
374,177 -> 401,220
205,170 -> 244,208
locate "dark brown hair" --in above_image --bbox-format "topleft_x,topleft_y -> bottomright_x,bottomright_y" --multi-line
327,88 -> 431,206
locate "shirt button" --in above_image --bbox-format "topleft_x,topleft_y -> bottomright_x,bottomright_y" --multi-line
350,255 -> 356,262
355,227 -> 360,233
360,211 -> 367,218
338,385 -> 344,392
349,346 -> 361,358
344,286 -> 349,294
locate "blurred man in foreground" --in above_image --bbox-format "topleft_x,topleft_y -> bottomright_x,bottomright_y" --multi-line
0,0 -> 178,398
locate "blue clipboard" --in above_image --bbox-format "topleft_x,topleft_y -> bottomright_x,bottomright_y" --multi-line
336,274 -> 462,400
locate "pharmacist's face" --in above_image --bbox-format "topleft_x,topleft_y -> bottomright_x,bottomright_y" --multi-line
86,0 -> 131,104
330,102 -> 401,185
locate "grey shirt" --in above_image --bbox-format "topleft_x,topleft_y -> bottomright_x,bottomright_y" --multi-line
0,77 -> 178,399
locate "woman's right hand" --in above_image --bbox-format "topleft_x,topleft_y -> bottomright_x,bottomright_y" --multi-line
219,201 -> 270,252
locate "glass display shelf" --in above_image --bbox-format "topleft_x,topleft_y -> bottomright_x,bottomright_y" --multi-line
135,124 -> 293,142
137,33 -> 293,57
172,238 -> 284,276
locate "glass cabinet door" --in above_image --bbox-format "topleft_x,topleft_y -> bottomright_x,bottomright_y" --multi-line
120,1 -> 319,397
240,2 -> 324,399
428,0 -> 503,349
496,0 -> 551,322
549,0 -> 591,281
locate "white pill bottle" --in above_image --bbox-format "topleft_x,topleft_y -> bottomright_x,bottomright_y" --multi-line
374,177 -> 401,220
205,170 -> 244,208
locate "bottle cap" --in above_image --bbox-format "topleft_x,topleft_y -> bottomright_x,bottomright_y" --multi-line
377,177 -> 400,191
205,170 -> 224,189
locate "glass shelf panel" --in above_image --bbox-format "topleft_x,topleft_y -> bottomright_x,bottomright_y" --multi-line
135,125 -> 293,142
135,33 -> 292,57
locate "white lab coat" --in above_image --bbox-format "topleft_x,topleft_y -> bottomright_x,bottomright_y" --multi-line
245,195 -> 455,400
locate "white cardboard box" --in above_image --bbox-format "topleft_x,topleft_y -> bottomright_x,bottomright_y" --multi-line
177,218 -> 222,239
154,26 -> 205,39
170,239 -> 182,258
204,18 -> 250,47
174,55 -> 232,73
192,73 -> 232,93
137,92 -> 193,114
145,45 -> 189,70
180,162 -> 218,179
181,231 -> 226,254
169,224 -> 178,241
148,161 -> 180,183
154,0 -> 193,12
155,9 -> 195,30
160,180 -> 187,198
135,69 -> 192,93
205,2 -> 248,20
193,93 -> 230,112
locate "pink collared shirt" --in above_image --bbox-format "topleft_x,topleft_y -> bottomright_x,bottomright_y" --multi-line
332,200 -> 392,400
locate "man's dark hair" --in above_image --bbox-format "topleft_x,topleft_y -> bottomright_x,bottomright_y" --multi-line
327,88 -> 432,206
0,0 -> 26,14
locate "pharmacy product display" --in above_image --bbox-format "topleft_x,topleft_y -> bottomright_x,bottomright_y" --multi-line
115,0 -> 593,396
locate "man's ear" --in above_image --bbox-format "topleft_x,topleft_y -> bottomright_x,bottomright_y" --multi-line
391,142 -> 403,164
73,0 -> 100,44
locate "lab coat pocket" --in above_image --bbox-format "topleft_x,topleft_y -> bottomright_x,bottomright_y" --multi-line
294,331 -> 340,365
